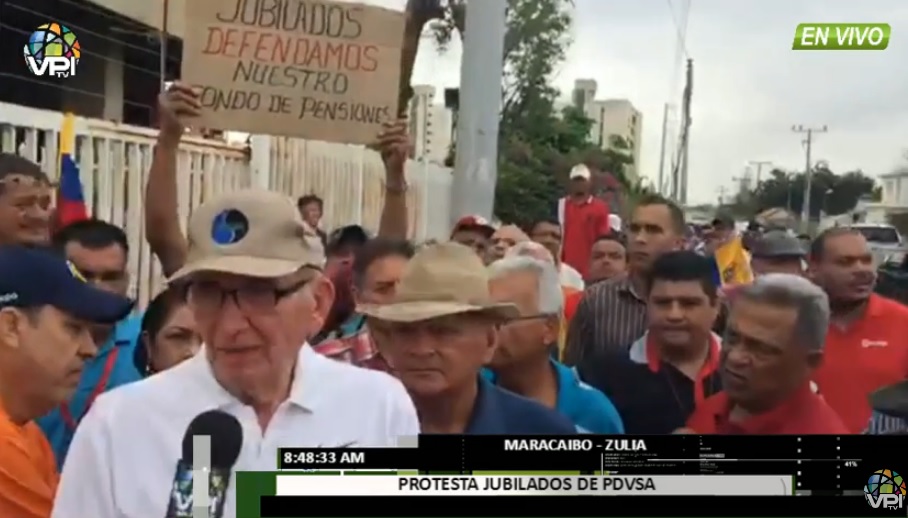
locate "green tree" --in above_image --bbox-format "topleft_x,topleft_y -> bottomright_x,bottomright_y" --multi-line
432,0 -> 633,226
751,166 -> 876,219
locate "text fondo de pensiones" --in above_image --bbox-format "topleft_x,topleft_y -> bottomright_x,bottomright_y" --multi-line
183,0 -> 403,143
201,1 -> 386,122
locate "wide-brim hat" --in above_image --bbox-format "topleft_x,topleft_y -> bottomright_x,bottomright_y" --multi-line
168,189 -> 325,282
358,242 -> 518,323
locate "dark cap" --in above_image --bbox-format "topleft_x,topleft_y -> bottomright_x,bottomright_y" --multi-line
0,245 -> 133,323
711,212 -> 735,229
326,225 -> 370,256
751,230 -> 806,258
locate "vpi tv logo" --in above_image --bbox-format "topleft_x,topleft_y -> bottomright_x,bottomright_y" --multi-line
24,23 -> 80,78
865,469 -> 907,510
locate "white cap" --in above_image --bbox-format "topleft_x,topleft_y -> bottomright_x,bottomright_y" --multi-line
609,214 -> 622,232
569,164 -> 591,180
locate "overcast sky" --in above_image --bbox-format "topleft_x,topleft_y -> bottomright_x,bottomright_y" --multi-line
371,0 -> 908,205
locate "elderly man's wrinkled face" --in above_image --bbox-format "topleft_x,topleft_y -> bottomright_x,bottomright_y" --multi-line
186,268 -> 333,401
488,270 -> 557,369
721,298 -> 819,412
372,313 -> 497,398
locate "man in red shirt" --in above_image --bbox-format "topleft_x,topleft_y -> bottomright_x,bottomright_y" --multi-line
809,228 -> 908,432
687,273 -> 847,434
558,164 -> 610,278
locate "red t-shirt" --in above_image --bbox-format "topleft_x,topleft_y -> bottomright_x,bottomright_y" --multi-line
561,197 -> 610,278
687,383 -> 848,434
815,295 -> 908,433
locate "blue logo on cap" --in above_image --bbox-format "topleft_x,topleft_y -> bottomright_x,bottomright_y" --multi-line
211,209 -> 249,245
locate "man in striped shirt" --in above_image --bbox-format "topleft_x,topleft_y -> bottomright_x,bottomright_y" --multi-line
564,194 -> 686,366
866,380 -> 908,434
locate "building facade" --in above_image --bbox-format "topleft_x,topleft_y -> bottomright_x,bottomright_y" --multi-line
408,85 -> 453,165
570,79 -> 642,181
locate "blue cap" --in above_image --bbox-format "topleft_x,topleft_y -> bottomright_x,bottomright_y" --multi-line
0,245 -> 134,323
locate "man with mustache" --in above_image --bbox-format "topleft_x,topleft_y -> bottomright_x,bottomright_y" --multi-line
808,228 -> 908,432
686,274 -> 846,434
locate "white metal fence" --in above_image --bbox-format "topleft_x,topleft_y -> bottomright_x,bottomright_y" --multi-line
0,101 -> 453,308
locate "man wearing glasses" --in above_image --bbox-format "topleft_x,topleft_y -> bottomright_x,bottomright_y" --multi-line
484,255 -> 624,433
53,189 -> 418,518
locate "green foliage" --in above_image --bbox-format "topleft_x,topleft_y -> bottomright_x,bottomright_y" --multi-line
739,166 -> 877,219
430,0 -> 634,227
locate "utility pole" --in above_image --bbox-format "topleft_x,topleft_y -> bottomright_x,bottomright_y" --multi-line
747,160 -> 772,190
791,124 -> 827,232
679,59 -> 693,205
449,0 -> 508,225
656,103 -> 670,195
717,186 -> 728,206
671,59 -> 693,204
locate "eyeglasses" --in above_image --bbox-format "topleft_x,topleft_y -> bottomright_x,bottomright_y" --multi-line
187,278 -> 310,313
503,313 -> 558,325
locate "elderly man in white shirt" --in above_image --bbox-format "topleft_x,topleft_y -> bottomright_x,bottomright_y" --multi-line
52,189 -> 419,518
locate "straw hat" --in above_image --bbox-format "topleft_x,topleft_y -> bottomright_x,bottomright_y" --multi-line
358,242 -> 519,323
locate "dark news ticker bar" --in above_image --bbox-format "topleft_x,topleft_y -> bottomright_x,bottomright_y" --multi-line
278,434 -> 900,477
260,495 -> 872,517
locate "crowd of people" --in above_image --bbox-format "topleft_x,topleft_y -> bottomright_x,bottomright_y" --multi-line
0,82 -> 906,518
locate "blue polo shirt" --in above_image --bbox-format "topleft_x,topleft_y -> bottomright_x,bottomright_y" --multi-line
466,376 -> 577,434
483,360 -> 624,434
38,313 -> 144,468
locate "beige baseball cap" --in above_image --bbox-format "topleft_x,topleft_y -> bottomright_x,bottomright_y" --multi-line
167,189 -> 325,282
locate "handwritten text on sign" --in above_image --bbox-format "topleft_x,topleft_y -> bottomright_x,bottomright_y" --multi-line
182,0 -> 404,144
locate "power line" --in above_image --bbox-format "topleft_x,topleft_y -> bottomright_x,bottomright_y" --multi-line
664,0 -> 691,59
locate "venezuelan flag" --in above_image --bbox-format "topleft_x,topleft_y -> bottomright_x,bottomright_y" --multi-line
709,235 -> 754,287
56,113 -> 88,227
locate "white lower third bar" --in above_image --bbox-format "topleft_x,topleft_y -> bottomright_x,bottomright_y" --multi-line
275,474 -> 793,496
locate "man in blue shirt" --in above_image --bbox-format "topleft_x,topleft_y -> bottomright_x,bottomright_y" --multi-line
360,242 -> 576,434
486,255 -> 624,433
38,220 -> 144,467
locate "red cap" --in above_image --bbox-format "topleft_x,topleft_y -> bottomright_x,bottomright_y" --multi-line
451,215 -> 496,238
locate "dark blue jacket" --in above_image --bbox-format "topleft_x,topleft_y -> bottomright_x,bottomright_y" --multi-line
466,377 -> 577,434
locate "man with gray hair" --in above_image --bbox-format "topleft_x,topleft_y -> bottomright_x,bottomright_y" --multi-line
485,256 -> 623,433
686,274 -> 848,434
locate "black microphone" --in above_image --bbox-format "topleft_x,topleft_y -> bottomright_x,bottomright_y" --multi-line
165,410 -> 243,518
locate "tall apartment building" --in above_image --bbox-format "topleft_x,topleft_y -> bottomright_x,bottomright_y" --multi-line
570,79 -> 643,182
408,85 -> 454,164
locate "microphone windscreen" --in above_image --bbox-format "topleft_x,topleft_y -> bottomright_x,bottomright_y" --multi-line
180,410 -> 243,469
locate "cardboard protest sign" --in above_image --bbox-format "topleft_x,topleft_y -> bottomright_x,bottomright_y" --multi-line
182,0 -> 404,145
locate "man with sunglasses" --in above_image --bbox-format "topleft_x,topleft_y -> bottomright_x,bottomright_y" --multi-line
53,189 -> 418,518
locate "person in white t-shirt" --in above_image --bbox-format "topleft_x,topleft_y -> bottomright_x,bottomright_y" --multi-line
52,190 -> 418,518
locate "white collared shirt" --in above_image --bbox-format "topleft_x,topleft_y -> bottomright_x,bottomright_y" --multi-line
51,345 -> 419,518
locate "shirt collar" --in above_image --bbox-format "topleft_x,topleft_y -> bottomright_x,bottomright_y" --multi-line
185,344 -> 327,412
713,382 -> 815,434
615,276 -> 645,302
568,195 -> 594,206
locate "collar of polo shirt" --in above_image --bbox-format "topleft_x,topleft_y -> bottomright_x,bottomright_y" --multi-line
189,344 -> 327,412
